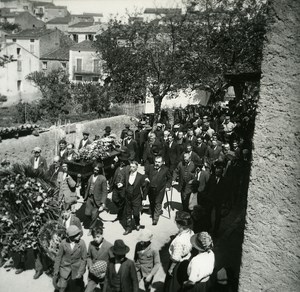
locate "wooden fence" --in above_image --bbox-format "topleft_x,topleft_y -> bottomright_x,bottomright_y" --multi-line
110,102 -> 145,117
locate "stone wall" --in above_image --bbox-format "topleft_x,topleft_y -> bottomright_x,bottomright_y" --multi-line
0,115 -> 134,165
239,0 -> 300,291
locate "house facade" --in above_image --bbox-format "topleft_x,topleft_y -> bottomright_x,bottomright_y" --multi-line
0,42 -> 40,105
69,40 -> 102,83
68,22 -> 106,43
0,28 -> 61,105
6,27 -> 60,59
32,1 -> 69,22
0,0 -> 33,13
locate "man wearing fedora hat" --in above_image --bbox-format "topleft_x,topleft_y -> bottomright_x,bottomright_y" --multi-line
79,132 -> 92,150
103,239 -> 138,292
53,225 -> 87,292
29,147 -> 47,172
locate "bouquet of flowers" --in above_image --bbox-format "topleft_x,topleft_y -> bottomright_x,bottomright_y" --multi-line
79,136 -> 121,162
38,221 -> 66,261
0,164 -> 61,255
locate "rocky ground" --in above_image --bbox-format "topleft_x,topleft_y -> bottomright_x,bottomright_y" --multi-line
0,165 -> 245,292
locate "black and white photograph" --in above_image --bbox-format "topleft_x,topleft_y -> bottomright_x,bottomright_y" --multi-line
0,0 -> 299,291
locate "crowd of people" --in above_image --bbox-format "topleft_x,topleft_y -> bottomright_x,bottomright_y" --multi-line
0,96 -> 257,292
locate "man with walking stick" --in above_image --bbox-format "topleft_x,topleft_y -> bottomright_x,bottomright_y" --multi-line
144,156 -> 171,225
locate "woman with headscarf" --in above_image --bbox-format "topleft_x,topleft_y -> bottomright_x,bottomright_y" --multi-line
182,232 -> 215,292
164,211 -> 194,292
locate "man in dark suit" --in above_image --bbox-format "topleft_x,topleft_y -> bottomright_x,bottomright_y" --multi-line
154,123 -> 164,142
205,165 -> 228,236
180,144 -> 202,166
29,147 -> 47,172
58,139 -> 69,161
111,153 -> 130,221
79,131 -> 92,149
193,136 -> 208,159
185,128 -> 197,148
104,240 -> 138,292
165,133 -> 180,173
123,130 -> 138,161
120,124 -> 130,140
205,139 -> 223,165
121,161 -> 145,235
193,161 -> 210,194
172,153 -> 195,207
84,164 -> 108,233
145,156 -> 171,225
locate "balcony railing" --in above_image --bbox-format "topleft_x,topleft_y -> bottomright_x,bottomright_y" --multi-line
73,66 -> 101,75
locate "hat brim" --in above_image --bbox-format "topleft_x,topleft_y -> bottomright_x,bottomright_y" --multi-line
190,234 -> 206,251
138,234 -> 153,242
68,231 -> 81,237
110,245 -> 130,255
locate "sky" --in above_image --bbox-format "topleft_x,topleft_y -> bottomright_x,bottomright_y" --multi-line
54,0 -> 184,20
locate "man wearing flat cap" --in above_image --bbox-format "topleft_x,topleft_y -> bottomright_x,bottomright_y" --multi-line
104,240 -> 138,292
53,226 -> 87,292
79,132 -> 92,150
123,130 -> 138,161
30,147 -> 47,172
84,164 -> 108,233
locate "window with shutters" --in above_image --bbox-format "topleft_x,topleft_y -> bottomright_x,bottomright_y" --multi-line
76,58 -> 82,72
17,60 -> 22,72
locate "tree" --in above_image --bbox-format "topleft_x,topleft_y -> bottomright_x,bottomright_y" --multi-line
26,69 -> 111,122
181,0 -> 267,101
95,17 -> 187,122
26,69 -> 73,121
95,0 -> 267,121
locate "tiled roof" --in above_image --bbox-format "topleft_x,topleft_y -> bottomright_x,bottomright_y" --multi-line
31,1 -> 56,8
144,8 -> 182,15
40,46 -> 70,61
6,28 -> 56,39
68,23 -> 107,34
68,22 -> 94,28
46,16 -> 70,24
70,40 -> 97,52
40,34 -> 75,60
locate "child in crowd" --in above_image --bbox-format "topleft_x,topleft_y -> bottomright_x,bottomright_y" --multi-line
134,229 -> 161,292
53,225 -> 87,292
85,227 -> 113,292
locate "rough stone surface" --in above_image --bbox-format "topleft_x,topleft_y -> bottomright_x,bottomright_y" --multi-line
0,115 -> 133,165
239,0 -> 300,291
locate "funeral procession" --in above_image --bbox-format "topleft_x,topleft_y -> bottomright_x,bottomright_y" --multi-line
0,0 -> 299,292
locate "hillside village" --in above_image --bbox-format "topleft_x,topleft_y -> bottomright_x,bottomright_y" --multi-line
0,0 -> 180,106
